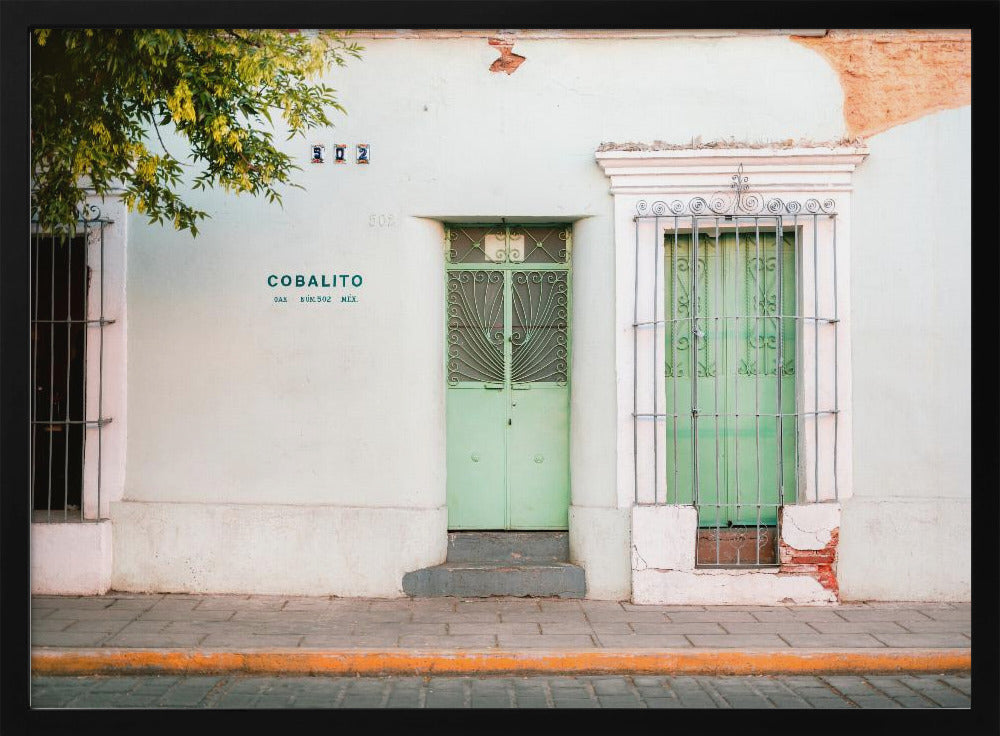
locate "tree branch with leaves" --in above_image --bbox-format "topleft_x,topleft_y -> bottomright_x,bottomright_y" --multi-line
31,28 -> 362,236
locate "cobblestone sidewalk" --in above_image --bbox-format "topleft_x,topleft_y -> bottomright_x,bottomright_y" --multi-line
31,673 -> 972,709
31,595 -> 972,650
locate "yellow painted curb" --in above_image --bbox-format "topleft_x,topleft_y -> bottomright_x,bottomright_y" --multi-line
32,648 -> 971,677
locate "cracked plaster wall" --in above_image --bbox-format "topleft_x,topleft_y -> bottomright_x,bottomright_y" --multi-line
631,505 -> 839,604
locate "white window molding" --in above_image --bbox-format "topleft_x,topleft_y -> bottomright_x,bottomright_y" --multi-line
596,147 -> 868,512
81,194 -> 127,521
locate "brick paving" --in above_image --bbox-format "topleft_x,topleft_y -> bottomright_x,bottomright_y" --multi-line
30,594 -> 971,650
30,673 -> 971,708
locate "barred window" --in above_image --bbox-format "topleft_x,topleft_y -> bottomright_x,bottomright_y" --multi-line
632,172 -> 841,566
30,215 -> 113,522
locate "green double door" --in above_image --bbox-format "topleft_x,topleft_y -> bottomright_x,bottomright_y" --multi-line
445,225 -> 571,530
665,230 -> 797,526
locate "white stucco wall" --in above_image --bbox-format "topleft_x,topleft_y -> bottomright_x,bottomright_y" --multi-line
32,521 -> 112,595
118,33 -> 850,596
111,502 -> 446,596
837,106 -> 971,601
568,506 -> 631,600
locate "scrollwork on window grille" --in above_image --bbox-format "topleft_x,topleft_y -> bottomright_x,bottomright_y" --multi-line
666,247 -> 716,379
739,240 -> 795,378
636,164 -> 837,218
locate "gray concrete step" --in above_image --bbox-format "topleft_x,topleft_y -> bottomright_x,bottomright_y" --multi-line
446,531 -> 570,564
402,562 -> 586,598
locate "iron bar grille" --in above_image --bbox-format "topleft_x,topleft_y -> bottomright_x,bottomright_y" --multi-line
632,167 -> 840,567
30,210 -> 113,523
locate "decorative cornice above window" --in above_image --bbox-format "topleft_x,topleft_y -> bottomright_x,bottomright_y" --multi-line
595,147 -> 869,197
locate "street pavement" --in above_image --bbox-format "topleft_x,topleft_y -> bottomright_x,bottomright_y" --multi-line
31,673 -> 972,708
29,595 -> 972,709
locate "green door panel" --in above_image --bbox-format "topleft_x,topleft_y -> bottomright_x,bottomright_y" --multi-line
445,227 -> 571,531
446,386 -> 507,529
665,231 -> 796,526
508,386 -> 570,529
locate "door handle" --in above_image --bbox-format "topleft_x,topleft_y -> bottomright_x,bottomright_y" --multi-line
511,384 -> 530,390
484,383 -> 504,390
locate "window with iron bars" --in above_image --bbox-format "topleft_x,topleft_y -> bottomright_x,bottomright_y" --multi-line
30,210 -> 113,523
633,167 -> 841,567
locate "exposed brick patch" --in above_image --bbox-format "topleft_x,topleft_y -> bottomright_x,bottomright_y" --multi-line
791,29 -> 971,138
780,527 -> 840,598
488,37 -> 526,75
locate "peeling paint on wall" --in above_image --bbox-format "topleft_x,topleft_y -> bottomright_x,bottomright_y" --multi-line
488,37 -> 526,75
792,29 -> 971,138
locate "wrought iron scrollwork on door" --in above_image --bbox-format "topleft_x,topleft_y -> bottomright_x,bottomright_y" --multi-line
446,226 -> 507,264
509,226 -> 570,264
511,271 -> 568,384
447,271 -> 505,383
